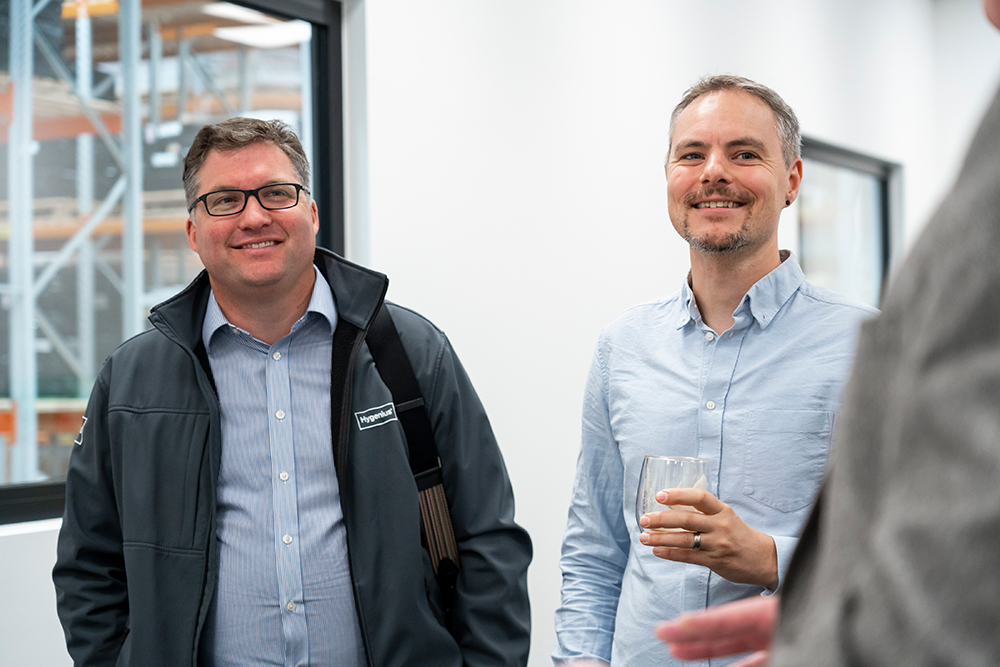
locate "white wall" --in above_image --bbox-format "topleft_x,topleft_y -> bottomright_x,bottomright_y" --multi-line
0,520 -> 70,667
934,0 -> 1000,203
5,2 -> 1000,665
356,1 -> 1000,665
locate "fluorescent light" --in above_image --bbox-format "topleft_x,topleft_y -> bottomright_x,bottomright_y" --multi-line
202,2 -> 281,25
213,21 -> 311,49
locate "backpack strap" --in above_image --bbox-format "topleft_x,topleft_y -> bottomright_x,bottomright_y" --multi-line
365,303 -> 460,618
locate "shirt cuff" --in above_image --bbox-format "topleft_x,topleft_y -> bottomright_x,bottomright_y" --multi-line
767,535 -> 798,594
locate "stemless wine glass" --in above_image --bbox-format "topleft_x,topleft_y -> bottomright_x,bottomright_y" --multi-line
635,455 -> 710,533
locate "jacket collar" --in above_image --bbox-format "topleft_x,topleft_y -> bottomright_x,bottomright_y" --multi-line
148,248 -> 389,349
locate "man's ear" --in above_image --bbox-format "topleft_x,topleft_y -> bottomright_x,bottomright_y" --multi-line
186,217 -> 198,253
785,158 -> 803,205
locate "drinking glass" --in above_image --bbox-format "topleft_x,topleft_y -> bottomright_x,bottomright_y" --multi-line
635,455 -> 710,533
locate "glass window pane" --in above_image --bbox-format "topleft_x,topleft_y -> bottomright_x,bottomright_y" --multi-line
0,0 -> 314,489
797,158 -> 883,308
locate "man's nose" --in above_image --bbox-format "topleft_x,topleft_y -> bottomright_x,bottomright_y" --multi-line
238,194 -> 271,227
700,152 -> 731,183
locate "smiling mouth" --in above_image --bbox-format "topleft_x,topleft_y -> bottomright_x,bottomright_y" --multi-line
238,241 -> 277,249
693,201 -> 745,209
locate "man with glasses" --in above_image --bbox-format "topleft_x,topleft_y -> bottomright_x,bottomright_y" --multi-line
53,117 -> 531,667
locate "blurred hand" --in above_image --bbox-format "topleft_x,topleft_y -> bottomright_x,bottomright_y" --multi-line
638,488 -> 778,589
656,595 -> 778,665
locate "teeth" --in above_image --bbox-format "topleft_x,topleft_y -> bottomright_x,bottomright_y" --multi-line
242,241 -> 276,249
695,201 -> 742,209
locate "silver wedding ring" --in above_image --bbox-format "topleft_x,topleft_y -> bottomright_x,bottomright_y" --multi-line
692,532 -> 701,550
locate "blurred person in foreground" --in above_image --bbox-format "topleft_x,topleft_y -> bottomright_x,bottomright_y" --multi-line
553,75 -> 876,666
52,117 -> 531,667
656,2 -> 1000,665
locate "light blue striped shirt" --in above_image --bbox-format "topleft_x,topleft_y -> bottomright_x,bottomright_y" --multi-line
554,253 -> 878,667
198,267 -> 365,667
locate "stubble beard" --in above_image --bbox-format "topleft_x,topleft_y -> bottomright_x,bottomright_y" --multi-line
676,186 -> 761,254
680,207 -> 759,254
684,219 -> 753,253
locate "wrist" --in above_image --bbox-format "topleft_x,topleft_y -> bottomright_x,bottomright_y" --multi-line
757,535 -> 778,590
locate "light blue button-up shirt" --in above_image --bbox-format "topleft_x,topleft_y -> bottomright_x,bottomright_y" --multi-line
198,267 -> 365,667
554,253 -> 877,667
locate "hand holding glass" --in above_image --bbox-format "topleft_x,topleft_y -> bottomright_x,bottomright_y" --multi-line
636,455 -> 710,533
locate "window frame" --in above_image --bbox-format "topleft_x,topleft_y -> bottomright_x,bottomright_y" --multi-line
799,136 -> 903,303
0,0 -> 344,525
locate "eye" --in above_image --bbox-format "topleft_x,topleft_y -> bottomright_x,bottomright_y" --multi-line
207,192 -> 241,207
735,151 -> 759,160
261,185 -> 295,201
679,152 -> 703,161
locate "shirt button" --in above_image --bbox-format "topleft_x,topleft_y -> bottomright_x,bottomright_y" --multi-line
230,327 -> 239,335
286,601 -> 296,612
272,351 -> 282,361
282,534 -> 292,545
706,400 -> 716,410
279,471 -> 289,482
276,410 -> 286,420
705,332 -> 715,341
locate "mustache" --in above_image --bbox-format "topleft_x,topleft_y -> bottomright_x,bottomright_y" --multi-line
683,186 -> 752,206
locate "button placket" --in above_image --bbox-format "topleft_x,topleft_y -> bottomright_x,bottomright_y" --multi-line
266,335 -> 305,656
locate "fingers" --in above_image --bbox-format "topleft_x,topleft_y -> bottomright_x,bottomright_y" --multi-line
656,597 -> 778,644
640,510 -> 707,535
731,651 -> 771,667
668,637 -> 769,661
656,488 -> 725,513
651,545 -> 701,563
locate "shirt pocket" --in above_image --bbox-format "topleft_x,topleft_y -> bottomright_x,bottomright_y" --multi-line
741,409 -> 832,512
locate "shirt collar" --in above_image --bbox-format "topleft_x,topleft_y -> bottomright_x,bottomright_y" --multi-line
673,250 -> 805,331
202,265 -> 338,349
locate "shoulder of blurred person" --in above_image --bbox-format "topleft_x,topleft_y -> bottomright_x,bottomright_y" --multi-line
770,77 -> 1000,667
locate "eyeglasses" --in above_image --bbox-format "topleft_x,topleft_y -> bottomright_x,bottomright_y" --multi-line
189,182 -> 310,216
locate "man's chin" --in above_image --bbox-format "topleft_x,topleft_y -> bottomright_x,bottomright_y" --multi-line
688,234 -> 751,253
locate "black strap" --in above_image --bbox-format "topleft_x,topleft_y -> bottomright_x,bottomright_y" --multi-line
365,304 -> 439,477
365,303 -> 460,621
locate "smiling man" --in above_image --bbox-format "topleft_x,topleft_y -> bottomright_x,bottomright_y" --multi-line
553,76 -> 877,667
52,118 -> 531,667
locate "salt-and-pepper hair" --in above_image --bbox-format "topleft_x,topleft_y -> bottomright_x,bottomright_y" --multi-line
667,74 -> 801,167
183,117 -> 310,208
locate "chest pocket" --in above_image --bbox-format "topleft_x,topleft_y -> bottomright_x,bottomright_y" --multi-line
742,409 -> 833,512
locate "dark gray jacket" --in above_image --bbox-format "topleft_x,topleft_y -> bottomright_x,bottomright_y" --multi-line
53,249 -> 532,667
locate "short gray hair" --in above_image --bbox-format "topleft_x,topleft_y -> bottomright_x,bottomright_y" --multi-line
183,117 -> 311,208
668,75 -> 801,167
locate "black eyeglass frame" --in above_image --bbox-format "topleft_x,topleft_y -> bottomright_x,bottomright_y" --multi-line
188,182 -> 311,216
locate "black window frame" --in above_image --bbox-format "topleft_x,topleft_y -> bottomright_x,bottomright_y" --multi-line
799,136 -> 902,304
0,0 -> 344,525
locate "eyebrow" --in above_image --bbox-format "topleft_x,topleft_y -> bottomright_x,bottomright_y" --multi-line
202,178 -> 290,193
673,137 -> 770,156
